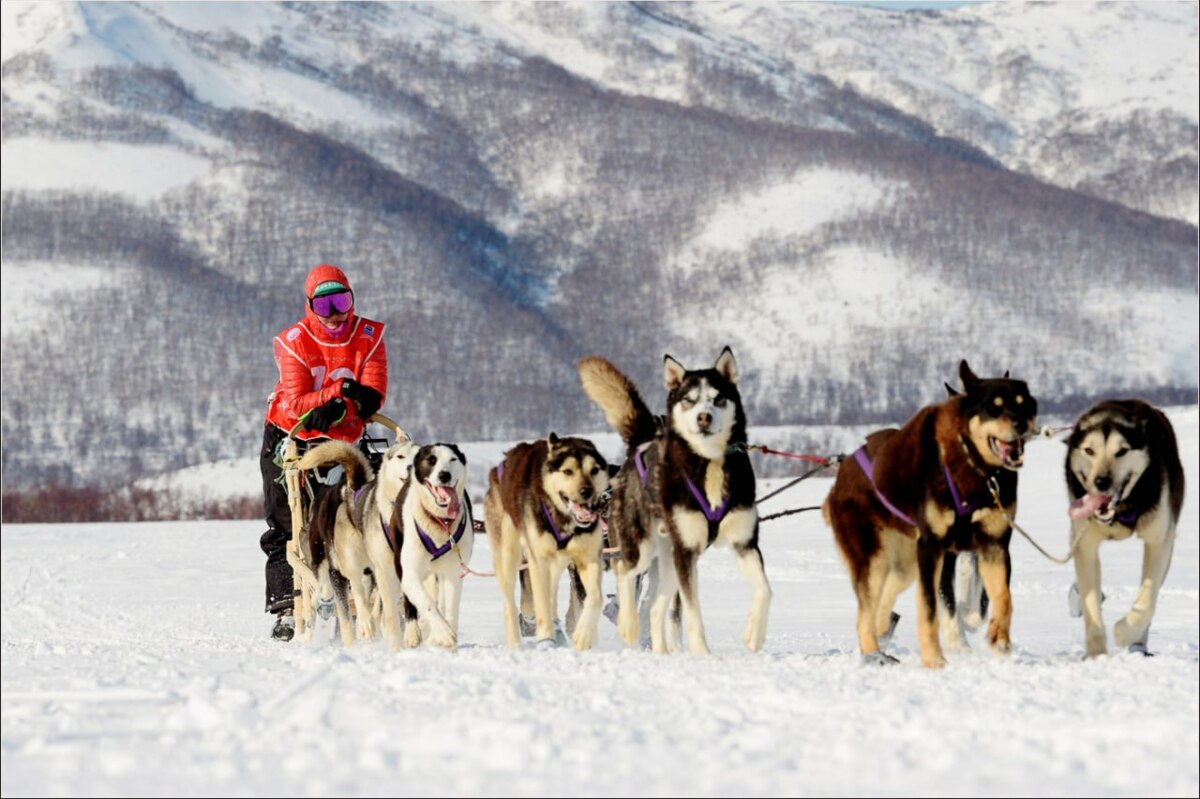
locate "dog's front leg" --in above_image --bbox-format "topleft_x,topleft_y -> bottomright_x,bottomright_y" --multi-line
526,552 -> 558,644
734,541 -> 771,653
487,492 -> 524,648
729,510 -> 771,653
914,541 -> 947,669
367,537 -> 406,651
439,570 -> 465,643
400,564 -> 455,649
976,544 -> 1013,656
615,560 -> 641,646
674,546 -> 710,655
546,557 -> 568,641
570,555 -> 603,651
649,553 -> 681,655
1072,523 -> 1107,656
1114,527 -> 1175,650
670,510 -> 711,655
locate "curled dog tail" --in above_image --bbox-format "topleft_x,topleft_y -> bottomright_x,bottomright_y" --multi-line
578,356 -> 657,450
297,440 -> 373,491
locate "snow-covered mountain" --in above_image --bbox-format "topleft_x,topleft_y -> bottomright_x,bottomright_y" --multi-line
1,1 -> 1196,493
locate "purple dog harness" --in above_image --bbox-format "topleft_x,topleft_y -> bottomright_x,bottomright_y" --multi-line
852,446 -> 985,528
635,446 -> 732,523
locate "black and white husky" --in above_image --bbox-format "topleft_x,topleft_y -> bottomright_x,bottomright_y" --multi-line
1065,400 -> 1184,657
388,443 -> 473,650
579,347 -> 770,655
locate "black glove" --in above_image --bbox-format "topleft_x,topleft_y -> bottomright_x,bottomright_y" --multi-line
340,379 -> 382,419
303,397 -> 346,433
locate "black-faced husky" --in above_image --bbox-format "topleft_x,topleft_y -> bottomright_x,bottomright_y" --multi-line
822,361 -> 1038,668
1065,399 -> 1184,657
579,347 -> 769,655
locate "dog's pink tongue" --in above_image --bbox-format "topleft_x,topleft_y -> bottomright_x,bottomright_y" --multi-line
445,491 -> 461,520
572,502 -> 596,523
1069,493 -> 1108,520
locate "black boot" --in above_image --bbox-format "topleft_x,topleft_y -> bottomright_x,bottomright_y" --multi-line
271,612 -> 295,642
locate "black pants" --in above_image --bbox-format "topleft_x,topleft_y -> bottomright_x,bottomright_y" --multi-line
259,423 -> 302,614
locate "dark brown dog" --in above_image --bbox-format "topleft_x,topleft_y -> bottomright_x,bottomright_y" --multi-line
823,360 -> 1038,668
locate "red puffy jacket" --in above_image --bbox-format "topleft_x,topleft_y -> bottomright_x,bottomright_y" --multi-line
264,264 -> 388,442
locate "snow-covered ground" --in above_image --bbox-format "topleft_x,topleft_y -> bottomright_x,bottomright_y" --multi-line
2,408 -> 1197,797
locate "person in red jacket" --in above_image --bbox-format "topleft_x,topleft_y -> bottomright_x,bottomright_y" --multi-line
259,264 -> 388,641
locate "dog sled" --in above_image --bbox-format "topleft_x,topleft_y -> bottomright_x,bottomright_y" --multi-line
281,413 -> 408,640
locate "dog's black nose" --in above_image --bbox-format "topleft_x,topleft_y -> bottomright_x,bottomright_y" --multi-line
579,486 -> 593,501
1094,474 -> 1112,492
438,470 -> 452,484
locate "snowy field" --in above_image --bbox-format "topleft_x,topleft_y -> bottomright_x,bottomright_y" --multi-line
2,408 -> 1197,797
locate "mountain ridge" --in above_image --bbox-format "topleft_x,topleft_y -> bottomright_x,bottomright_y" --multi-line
1,1 -> 1195,491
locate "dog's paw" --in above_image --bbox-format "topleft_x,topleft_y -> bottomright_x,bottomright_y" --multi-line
862,651 -> 900,666
921,653 -> 948,670
403,623 -> 422,649
1126,642 -> 1154,657
429,623 -> 457,649
743,621 -> 766,652
986,621 -> 1011,654
571,625 -> 596,652
356,618 -> 375,641
1113,617 -> 1144,648
1084,631 -> 1108,658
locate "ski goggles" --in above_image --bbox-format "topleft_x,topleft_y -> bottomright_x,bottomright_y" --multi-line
309,290 -> 354,317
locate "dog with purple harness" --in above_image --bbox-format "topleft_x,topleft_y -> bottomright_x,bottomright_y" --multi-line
387,442 -> 473,650
822,360 -> 1038,668
484,434 -> 612,650
579,347 -> 770,655
297,437 -> 418,647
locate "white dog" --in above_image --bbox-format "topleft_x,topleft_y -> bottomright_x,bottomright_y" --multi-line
388,443 -> 473,649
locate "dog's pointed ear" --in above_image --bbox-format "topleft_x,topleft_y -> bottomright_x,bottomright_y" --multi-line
714,346 -> 738,384
548,432 -> 559,447
959,360 -> 981,394
664,355 -> 686,392
1003,369 -> 1010,379
944,382 -> 960,397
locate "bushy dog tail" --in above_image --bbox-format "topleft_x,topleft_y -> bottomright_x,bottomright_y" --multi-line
578,356 -> 658,450
298,440 -> 373,491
